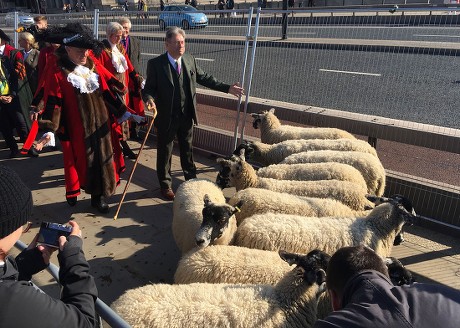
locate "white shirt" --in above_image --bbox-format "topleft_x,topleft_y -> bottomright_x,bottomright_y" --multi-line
167,52 -> 181,72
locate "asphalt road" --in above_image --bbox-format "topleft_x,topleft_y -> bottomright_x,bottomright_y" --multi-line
138,35 -> 460,129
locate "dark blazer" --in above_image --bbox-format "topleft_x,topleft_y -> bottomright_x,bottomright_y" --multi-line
23,48 -> 39,94
126,35 -> 141,74
143,52 -> 230,132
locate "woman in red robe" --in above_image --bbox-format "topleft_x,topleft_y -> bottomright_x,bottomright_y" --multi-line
95,21 -> 145,160
31,23 -> 136,213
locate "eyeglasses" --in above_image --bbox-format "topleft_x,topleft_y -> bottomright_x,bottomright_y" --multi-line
22,221 -> 32,233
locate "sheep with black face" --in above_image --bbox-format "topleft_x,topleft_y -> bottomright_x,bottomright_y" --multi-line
172,178 -> 241,254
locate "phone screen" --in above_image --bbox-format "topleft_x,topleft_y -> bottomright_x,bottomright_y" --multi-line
37,222 -> 72,248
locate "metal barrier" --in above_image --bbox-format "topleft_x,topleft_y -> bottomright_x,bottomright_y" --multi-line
14,240 -> 131,328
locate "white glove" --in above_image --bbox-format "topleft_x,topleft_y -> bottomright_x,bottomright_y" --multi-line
130,114 -> 146,124
40,132 -> 55,147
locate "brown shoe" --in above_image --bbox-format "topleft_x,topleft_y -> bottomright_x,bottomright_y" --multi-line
161,188 -> 175,201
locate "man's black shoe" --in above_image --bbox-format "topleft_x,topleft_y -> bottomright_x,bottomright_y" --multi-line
27,148 -> 39,157
67,196 -> 77,206
91,194 -> 109,213
9,149 -> 19,158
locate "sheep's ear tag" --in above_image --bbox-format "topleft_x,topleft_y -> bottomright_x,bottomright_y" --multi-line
233,206 -> 241,214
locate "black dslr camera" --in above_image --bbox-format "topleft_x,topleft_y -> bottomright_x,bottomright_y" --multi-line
37,222 -> 72,248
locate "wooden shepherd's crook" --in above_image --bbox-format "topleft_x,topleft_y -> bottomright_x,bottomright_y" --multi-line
114,111 -> 156,220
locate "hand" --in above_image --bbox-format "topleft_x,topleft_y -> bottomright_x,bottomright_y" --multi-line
229,82 -> 244,98
30,111 -> 39,121
146,99 -> 157,119
27,233 -> 56,265
0,95 -> 12,104
58,220 -> 81,251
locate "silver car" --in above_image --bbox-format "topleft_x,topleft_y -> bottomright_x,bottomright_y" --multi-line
5,12 -> 34,27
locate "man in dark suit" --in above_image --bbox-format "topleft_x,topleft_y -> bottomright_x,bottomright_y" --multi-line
118,17 -> 142,140
143,27 -> 244,201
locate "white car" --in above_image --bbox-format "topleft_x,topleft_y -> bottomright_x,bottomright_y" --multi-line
5,12 -> 34,27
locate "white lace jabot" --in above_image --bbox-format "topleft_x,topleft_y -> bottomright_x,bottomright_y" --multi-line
67,65 -> 99,93
111,46 -> 128,73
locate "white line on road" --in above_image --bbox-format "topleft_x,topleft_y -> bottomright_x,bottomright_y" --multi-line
141,53 -> 214,61
319,69 -> 381,77
413,34 -> 460,38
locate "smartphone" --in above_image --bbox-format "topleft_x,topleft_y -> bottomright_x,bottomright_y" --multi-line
37,222 -> 72,248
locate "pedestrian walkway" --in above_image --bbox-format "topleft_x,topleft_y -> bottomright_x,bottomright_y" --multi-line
2,136 -> 459,315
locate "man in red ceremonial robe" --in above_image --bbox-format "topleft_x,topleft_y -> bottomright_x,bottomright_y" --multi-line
30,23 -> 138,213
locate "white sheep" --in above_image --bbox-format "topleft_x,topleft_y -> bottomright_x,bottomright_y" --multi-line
234,197 -> 415,258
281,150 -> 386,196
174,245 -> 290,285
256,163 -> 367,190
174,245 -> 334,320
216,150 -> 374,211
112,249 -> 329,328
235,138 -> 378,166
228,188 -> 369,225
172,179 -> 239,254
251,108 -> 355,144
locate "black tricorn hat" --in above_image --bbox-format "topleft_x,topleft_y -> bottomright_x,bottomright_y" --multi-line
0,28 -> 11,42
36,22 -> 103,55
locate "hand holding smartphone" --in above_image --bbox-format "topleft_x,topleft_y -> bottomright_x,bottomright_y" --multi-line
37,222 -> 73,248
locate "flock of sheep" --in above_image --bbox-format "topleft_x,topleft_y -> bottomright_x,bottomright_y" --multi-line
112,108 -> 416,327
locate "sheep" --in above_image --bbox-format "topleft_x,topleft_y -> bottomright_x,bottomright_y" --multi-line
174,250 -> 412,320
174,245 -> 291,285
385,256 -> 416,286
255,163 -> 368,190
172,178 -> 240,254
174,245 -> 334,320
216,150 -> 374,211
111,249 -> 329,328
228,188 -> 369,225
251,108 -> 355,144
234,196 -> 415,258
234,138 -> 378,166
281,150 -> 386,196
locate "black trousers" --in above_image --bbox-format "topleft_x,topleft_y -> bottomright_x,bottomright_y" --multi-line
156,112 -> 197,190
0,97 -> 27,152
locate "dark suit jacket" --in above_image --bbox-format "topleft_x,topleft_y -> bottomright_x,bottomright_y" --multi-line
23,48 -> 39,94
143,52 -> 230,132
126,35 -> 141,74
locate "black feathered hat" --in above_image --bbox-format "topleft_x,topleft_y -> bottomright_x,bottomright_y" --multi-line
36,22 -> 103,55
0,28 -> 11,42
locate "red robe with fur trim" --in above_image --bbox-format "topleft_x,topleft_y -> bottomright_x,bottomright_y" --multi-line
97,41 -> 144,117
32,52 -> 127,199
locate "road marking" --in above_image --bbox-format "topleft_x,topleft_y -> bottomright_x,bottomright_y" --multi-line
319,69 -> 381,77
413,34 -> 460,38
141,53 -> 214,62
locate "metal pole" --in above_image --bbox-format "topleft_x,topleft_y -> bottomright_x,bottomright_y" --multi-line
14,12 -> 19,48
232,7 -> 254,150
282,0 -> 288,39
93,9 -> 99,40
239,6 -> 261,143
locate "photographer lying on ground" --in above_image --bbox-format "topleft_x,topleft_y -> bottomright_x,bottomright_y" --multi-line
0,165 -> 99,327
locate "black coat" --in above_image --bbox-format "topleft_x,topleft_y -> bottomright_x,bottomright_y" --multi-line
0,236 -> 99,327
125,35 -> 141,74
143,52 -> 230,132
314,270 -> 460,328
